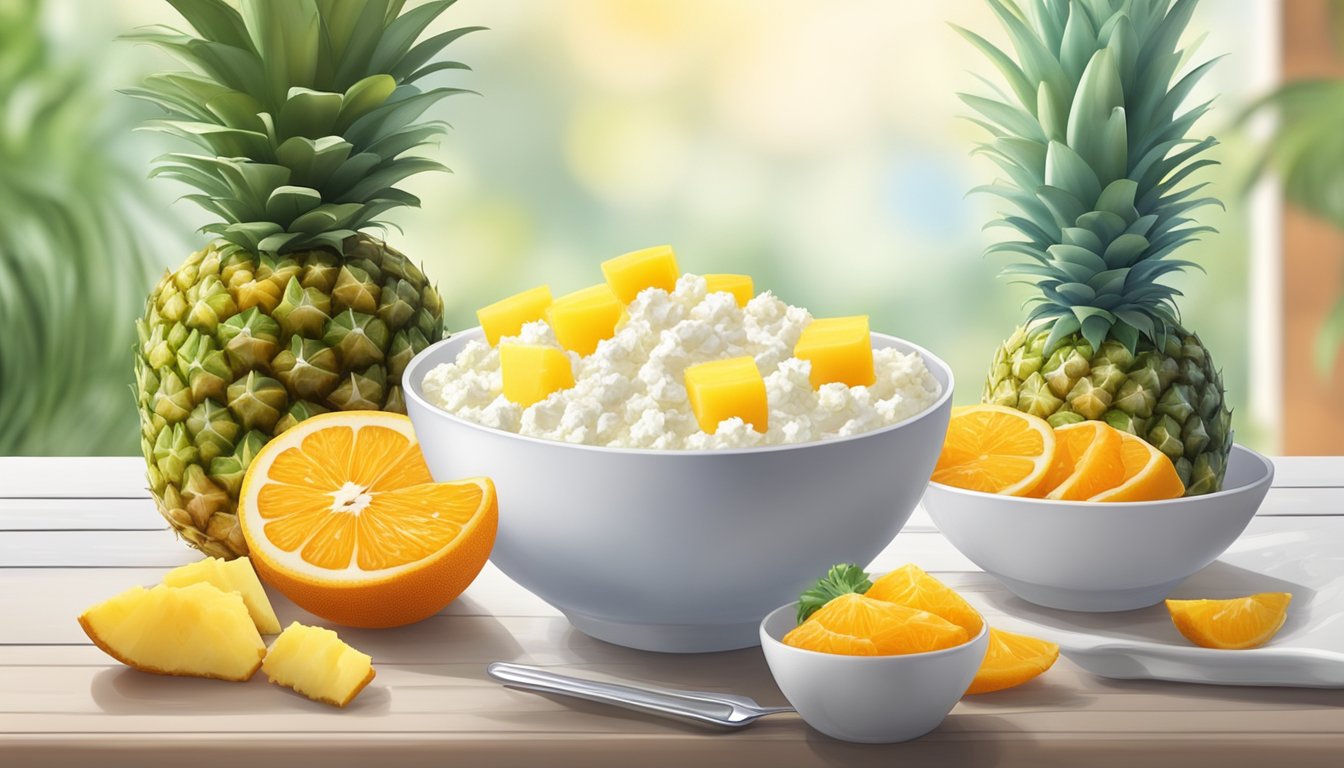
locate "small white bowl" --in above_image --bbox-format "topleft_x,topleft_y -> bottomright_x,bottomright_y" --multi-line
759,602 -> 989,743
405,329 -> 954,653
921,444 -> 1275,612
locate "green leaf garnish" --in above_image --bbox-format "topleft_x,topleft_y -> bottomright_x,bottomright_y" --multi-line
796,563 -> 872,624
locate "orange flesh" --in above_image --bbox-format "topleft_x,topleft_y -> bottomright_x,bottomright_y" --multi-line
257,425 -> 480,571
933,407 -> 1053,495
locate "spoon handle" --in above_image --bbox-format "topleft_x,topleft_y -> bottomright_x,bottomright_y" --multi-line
486,661 -> 750,728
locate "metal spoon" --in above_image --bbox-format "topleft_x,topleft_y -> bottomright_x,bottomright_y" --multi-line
486,661 -> 795,729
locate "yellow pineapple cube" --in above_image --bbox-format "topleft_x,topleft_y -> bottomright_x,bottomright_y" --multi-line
602,245 -> 681,304
262,622 -> 375,707
477,285 -> 553,346
163,556 -> 281,635
501,343 -> 575,407
78,582 -> 266,681
794,315 -> 875,388
546,284 -> 623,356
684,356 -> 768,434
703,274 -> 754,307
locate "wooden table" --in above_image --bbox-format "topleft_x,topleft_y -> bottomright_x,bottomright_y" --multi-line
3,456 -> 1342,768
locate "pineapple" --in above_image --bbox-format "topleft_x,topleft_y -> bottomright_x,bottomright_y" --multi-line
262,622 -> 376,707
163,556 -> 281,634
129,0 -> 479,556
961,0 -> 1232,494
78,582 -> 266,681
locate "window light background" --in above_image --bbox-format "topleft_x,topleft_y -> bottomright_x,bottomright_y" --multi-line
16,0 -> 1279,454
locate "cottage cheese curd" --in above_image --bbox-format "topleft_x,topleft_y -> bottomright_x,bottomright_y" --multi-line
421,275 -> 942,449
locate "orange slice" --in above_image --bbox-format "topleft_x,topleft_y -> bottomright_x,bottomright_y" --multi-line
932,405 -> 1056,496
1088,431 -> 1185,502
867,563 -> 984,636
239,411 -> 497,628
1035,421 -> 1126,500
798,593 -> 969,655
782,620 -> 880,656
1165,593 -> 1292,650
965,628 -> 1060,694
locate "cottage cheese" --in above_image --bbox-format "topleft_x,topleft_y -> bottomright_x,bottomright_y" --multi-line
421,275 -> 942,449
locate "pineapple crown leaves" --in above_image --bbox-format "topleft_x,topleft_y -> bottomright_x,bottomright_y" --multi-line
125,0 -> 482,254
796,563 -> 872,624
958,0 -> 1223,355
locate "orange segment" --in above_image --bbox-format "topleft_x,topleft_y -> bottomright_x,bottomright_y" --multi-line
933,405 -> 1056,496
1165,593 -> 1292,650
783,620 -> 880,656
1037,421 -> 1126,500
239,411 -> 497,629
1089,431 -> 1185,502
807,593 -> 968,655
965,628 -> 1060,694
867,564 -> 984,636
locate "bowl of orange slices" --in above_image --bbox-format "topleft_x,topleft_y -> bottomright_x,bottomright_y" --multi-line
760,562 -> 1058,743
921,405 -> 1274,612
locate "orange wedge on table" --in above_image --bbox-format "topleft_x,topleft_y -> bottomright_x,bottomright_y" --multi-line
1088,430 -> 1185,502
1033,421 -> 1125,500
784,593 -> 969,656
239,411 -> 497,628
965,628 -> 1060,694
1165,593 -> 1292,650
932,405 -> 1056,496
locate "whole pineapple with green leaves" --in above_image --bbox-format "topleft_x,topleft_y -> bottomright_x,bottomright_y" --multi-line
131,0 -> 480,557
961,0 -> 1232,494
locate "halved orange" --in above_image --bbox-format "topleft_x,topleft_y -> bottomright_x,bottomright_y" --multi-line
238,411 -> 497,628
1034,421 -> 1126,500
866,563 -> 984,637
1165,593 -> 1292,650
932,405 -> 1056,496
798,593 -> 969,655
1089,431 -> 1185,502
964,628 -> 1059,694
782,620 -> 880,656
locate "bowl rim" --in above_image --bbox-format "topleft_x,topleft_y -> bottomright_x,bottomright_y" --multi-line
403,327 -> 956,457
759,601 -> 990,661
924,443 -> 1274,509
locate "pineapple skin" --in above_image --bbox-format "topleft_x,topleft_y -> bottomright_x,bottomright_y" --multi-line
984,325 -> 1233,495
135,234 -> 444,558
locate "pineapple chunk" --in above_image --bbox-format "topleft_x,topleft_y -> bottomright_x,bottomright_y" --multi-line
476,285 -> 553,346
163,556 -> 281,635
263,622 -> 376,707
794,315 -> 875,388
500,343 -> 575,407
684,356 -> 768,434
703,274 -> 753,307
78,583 -> 265,681
546,284 -> 623,356
602,244 -> 681,304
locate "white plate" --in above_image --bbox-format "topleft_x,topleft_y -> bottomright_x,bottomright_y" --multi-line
956,517 -> 1344,688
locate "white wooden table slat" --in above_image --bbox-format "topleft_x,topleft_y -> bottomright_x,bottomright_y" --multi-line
3,455 -> 1341,498
3,456 -> 1343,768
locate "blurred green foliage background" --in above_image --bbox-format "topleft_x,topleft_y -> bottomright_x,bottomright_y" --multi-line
0,0 -> 1274,455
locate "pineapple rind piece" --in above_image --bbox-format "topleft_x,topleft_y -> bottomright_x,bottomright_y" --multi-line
262,622 -> 376,708
78,583 -> 265,682
163,556 -> 282,634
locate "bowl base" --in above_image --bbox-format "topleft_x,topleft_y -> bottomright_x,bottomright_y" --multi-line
566,612 -> 762,653
993,573 -> 1182,613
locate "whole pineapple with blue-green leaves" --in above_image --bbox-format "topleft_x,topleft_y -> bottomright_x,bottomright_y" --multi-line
132,0 -> 479,557
963,0 -> 1232,494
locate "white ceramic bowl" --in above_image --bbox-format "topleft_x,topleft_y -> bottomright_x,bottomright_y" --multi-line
921,444 -> 1275,612
759,602 -> 989,743
404,329 -> 954,653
